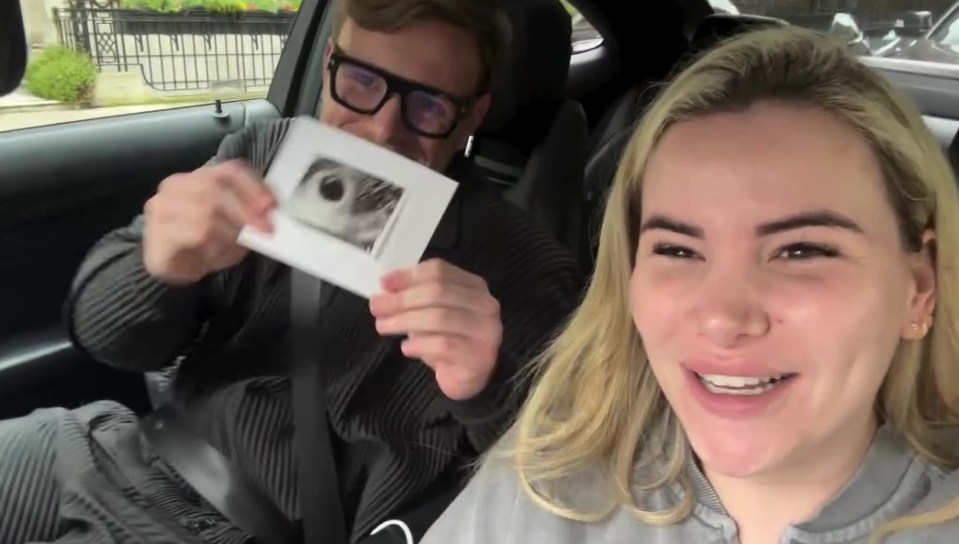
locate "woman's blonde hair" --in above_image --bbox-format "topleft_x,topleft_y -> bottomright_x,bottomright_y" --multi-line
507,25 -> 959,542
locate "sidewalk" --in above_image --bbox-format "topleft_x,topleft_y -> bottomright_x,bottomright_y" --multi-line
0,87 -> 67,113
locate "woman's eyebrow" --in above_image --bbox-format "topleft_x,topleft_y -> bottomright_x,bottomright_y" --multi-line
639,215 -> 703,238
756,209 -> 863,236
638,209 -> 863,239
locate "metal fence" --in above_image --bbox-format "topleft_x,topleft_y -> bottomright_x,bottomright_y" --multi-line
54,0 -> 295,93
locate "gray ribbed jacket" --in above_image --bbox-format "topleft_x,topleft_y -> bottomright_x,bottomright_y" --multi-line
422,424 -> 959,543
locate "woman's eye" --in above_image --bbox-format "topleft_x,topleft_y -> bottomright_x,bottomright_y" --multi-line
776,242 -> 839,260
652,243 -> 700,259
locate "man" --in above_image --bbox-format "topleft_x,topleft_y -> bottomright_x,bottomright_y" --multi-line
0,0 -> 582,543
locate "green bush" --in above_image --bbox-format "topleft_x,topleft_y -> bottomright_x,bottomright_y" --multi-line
120,0 -> 299,12
119,0 -> 180,11
205,0 -> 245,12
24,46 -> 97,103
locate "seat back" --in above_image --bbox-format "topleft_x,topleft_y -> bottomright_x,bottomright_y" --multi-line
580,13 -> 787,267
464,0 -> 588,261
689,13 -> 786,52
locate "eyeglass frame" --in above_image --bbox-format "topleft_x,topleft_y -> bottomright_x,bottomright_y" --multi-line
326,45 -> 480,139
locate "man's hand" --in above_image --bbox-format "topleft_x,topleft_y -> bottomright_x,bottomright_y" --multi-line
143,159 -> 276,285
369,259 -> 503,401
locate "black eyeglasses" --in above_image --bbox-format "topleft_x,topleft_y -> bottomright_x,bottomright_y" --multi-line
327,46 -> 476,139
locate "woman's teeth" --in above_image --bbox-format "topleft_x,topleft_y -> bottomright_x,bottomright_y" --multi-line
697,373 -> 792,396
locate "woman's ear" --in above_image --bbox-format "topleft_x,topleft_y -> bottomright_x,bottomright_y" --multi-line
902,229 -> 937,340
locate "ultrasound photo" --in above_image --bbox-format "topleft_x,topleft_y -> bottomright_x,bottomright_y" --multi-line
286,157 -> 405,253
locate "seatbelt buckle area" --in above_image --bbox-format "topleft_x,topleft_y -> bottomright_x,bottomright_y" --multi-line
140,406 -> 300,544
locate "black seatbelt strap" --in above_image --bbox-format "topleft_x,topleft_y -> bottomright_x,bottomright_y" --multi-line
138,264 -> 301,544
140,407 -> 299,544
290,269 -> 351,544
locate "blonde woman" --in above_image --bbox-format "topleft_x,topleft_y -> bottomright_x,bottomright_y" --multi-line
420,26 -> 959,544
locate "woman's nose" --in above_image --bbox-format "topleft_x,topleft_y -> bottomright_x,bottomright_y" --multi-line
692,264 -> 770,348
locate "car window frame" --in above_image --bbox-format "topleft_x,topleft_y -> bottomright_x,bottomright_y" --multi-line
928,2 -> 959,44
293,0 -> 337,117
265,0 -> 331,117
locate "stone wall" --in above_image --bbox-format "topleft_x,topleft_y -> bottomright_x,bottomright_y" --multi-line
19,0 -> 65,49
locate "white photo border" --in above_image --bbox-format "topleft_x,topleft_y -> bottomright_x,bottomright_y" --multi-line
238,116 -> 459,298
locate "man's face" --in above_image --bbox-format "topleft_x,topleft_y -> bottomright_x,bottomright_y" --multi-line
319,17 -> 492,172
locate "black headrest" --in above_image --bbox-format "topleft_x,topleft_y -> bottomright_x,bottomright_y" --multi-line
480,0 -> 572,133
691,13 -> 786,51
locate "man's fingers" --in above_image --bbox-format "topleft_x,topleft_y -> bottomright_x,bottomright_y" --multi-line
218,161 -> 275,210
159,209 -> 238,251
369,282 -> 479,318
214,185 -> 272,234
218,163 -> 275,232
142,161 -> 270,284
156,162 -> 274,233
381,259 -> 485,292
206,242 -> 250,271
400,333 -> 468,368
190,160 -> 275,231
375,307 -> 480,338
402,334 -> 496,401
413,259 -> 485,288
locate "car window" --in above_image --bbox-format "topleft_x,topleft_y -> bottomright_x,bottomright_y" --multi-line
732,1 -> 958,68
0,0 -> 299,133
929,4 -> 959,46
561,0 -> 603,53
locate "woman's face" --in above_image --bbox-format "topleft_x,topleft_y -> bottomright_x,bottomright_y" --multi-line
630,101 -> 936,481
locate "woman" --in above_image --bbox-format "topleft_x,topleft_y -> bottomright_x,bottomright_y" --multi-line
420,26 -> 959,544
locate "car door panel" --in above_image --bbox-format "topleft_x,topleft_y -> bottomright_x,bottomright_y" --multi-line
864,59 -> 959,108
923,114 -> 959,150
0,0 -> 331,419
861,57 -> 959,151
0,327 -> 154,420
0,99 -> 282,418
0,0 -> 327,417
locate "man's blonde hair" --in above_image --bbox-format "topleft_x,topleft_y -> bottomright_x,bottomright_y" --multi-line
506,25 -> 959,543
331,0 -> 511,94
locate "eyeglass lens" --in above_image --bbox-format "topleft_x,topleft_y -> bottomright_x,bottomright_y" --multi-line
334,61 -> 460,137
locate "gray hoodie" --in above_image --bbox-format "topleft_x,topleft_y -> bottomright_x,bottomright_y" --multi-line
420,425 -> 959,543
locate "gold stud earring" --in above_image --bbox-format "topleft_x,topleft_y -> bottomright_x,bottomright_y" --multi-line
911,319 -> 931,339
909,321 -> 925,340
